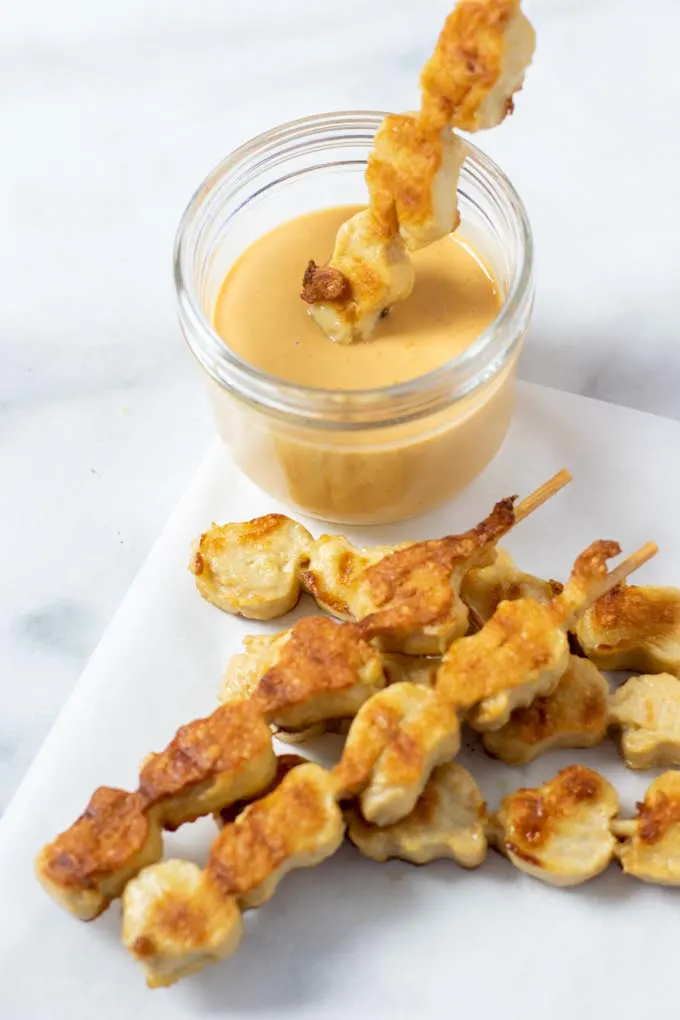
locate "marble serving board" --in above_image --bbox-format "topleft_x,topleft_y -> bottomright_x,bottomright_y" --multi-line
1,380 -> 680,1020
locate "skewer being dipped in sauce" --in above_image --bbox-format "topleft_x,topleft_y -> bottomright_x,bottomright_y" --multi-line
301,0 -> 536,344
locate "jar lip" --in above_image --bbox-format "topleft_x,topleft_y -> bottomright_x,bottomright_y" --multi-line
174,110 -> 534,428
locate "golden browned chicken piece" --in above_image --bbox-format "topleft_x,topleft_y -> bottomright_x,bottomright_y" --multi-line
251,617 -> 386,731
304,0 -> 535,344
365,116 -> 467,252
303,209 -> 416,345
219,632 -> 288,705
575,584 -> 680,677
207,763 -> 345,909
609,673 -> 680,770
190,514 -> 313,619
299,533 -> 405,619
139,701 -> 276,831
491,766 -> 619,886
355,497 -> 515,655
437,540 -> 656,731
419,0 -> 536,133
332,682 -> 460,826
35,789 -> 163,921
482,656 -> 610,765
613,771 -> 680,885
216,617 -> 384,739
216,754 -> 308,827
438,593 -> 569,731
347,762 -> 487,867
461,547 -> 563,628
122,861 -> 243,988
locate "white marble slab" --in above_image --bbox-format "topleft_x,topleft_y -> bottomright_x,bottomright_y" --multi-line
2,0 -> 679,809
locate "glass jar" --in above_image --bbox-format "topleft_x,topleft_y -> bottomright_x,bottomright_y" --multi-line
174,111 -> 533,525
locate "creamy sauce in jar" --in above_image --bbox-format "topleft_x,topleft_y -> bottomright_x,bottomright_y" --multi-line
208,204 -> 517,524
214,204 -> 500,389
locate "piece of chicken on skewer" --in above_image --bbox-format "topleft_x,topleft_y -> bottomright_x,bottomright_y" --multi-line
190,514 -> 313,620
609,673 -> 680,770
138,701 -> 276,832
217,617 -> 386,744
248,617 -> 387,734
489,765 -> 620,886
35,701 -> 277,919
122,860 -> 243,989
347,762 -> 487,867
331,682 -> 461,826
437,540 -> 658,731
575,583 -> 680,677
482,655 -> 610,766
303,0 -> 536,344
354,496 -> 516,654
123,762 -> 345,987
299,534 -> 409,620
461,546 -> 563,629
612,771 -> 680,885
35,789 -> 164,922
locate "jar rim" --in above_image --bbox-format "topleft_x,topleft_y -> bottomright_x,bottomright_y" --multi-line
173,110 -> 534,430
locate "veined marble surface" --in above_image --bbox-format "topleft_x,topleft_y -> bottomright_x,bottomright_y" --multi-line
2,0 -> 679,812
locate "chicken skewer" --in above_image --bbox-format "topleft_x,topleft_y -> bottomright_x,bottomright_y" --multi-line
351,762 -> 680,888
37,535 -> 655,923
35,701 -> 277,920
192,469 -> 571,654
329,540 -> 656,826
436,541 -> 658,732
302,0 -> 536,343
123,759 -> 680,988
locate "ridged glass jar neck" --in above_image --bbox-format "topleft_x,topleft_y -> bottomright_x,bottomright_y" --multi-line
174,111 -> 533,431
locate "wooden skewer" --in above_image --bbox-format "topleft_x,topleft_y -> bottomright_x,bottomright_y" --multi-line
599,541 -> 658,596
555,540 -> 659,626
514,469 -> 573,525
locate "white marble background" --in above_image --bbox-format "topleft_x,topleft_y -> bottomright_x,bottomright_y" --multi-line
2,0 -> 679,813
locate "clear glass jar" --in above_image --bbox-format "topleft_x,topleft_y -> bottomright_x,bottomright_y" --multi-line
174,111 -> 533,525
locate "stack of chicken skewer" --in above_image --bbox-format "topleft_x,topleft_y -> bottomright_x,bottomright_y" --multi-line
37,461 -> 680,988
